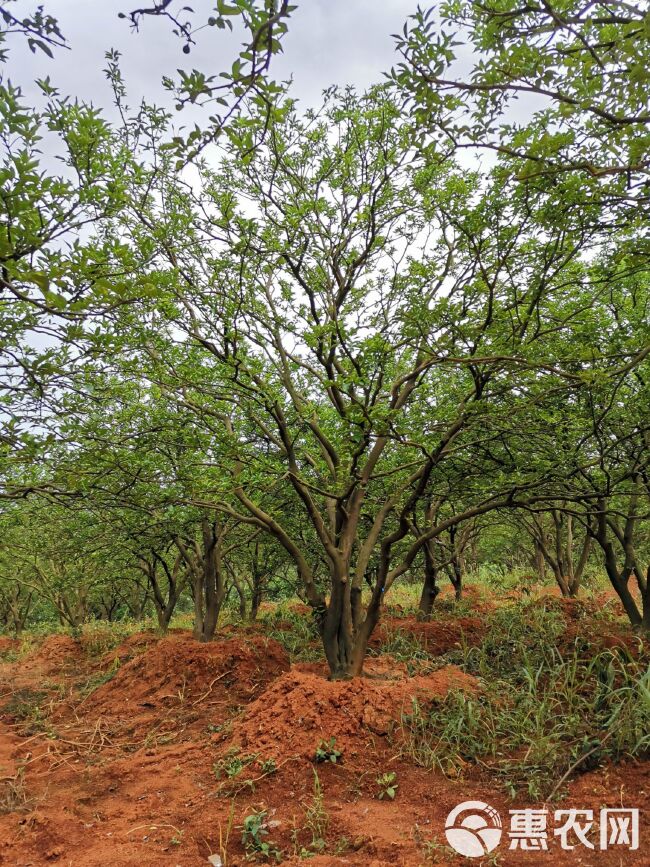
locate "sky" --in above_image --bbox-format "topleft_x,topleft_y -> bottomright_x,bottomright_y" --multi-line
5,0 -> 426,363
10,0 -> 419,116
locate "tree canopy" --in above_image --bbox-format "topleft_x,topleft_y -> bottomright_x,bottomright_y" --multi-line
1,1 -> 649,677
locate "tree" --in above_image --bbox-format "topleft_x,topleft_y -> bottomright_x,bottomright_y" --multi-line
393,1 -> 650,225
118,0 -> 294,164
0,1 -> 66,61
501,253 -> 650,624
515,505 -> 593,597
0,74 -> 136,499
0,499 -> 140,628
72,82 -> 612,677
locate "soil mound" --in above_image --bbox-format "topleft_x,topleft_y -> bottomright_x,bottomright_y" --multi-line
24,634 -> 81,672
374,615 -> 485,655
99,630 -> 161,665
86,633 -> 290,717
0,636 -> 17,654
230,664 -> 478,761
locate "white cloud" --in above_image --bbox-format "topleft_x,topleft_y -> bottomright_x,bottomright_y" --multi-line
10,0 -> 418,114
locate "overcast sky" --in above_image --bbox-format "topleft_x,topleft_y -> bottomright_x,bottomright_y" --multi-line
11,1 -> 419,115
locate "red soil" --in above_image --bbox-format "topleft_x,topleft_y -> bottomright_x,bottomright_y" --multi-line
86,632 -> 289,715
0,605 -> 647,866
22,634 -> 82,674
229,663 -> 478,762
96,630 -> 161,664
374,615 -> 486,655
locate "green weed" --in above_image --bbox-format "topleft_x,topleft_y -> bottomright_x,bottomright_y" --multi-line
314,737 -> 341,764
400,603 -> 650,799
241,809 -> 282,861
80,656 -> 121,697
376,771 -> 398,800
259,605 -> 322,662
371,625 -> 433,673
213,748 -> 259,780
304,769 -> 329,852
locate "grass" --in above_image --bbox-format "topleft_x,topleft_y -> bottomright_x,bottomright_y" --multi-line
1,687 -> 48,733
303,769 -> 329,853
369,623 -> 435,674
1,573 -> 644,809
79,656 -> 121,697
79,621 -> 137,657
0,768 -> 31,815
0,634 -> 39,662
258,604 -> 322,662
399,601 -> 650,799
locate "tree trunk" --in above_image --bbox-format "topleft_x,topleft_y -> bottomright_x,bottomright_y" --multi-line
176,525 -> 226,642
552,564 -> 571,597
317,563 -> 381,679
6,588 -> 32,636
641,567 -> 650,633
448,562 -> 463,601
591,499 -> 643,628
248,543 -> 265,621
604,555 -> 642,627
531,519 -> 571,596
418,543 -> 439,619
250,582 -> 262,621
191,569 -> 204,639
142,553 -> 183,634
568,531 -> 591,597
533,538 -> 545,581
229,569 -> 248,619
200,517 -> 224,641
447,525 -> 464,600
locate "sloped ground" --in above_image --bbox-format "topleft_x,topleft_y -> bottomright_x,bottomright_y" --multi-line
0,597 -> 647,866
230,663 -> 478,761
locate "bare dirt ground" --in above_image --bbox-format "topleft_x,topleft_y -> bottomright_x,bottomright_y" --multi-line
0,597 -> 647,866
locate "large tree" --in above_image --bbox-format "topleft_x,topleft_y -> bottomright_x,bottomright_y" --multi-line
71,85 -> 610,676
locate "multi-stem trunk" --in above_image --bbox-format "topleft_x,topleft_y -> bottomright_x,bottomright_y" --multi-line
176,518 -> 227,642
198,517 -> 227,641
319,561 -> 384,680
143,552 -> 185,634
529,511 -> 591,598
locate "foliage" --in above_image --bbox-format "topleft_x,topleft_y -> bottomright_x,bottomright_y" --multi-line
118,0 -> 295,163
1,0 -> 649,680
0,1 -> 66,61
303,769 -> 329,853
259,605 -> 322,662
393,1 -> 650,224
314,738 -> 342,765
241,809 -> 282,861
213,748 -> 259,780
376,771 -> 398,800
